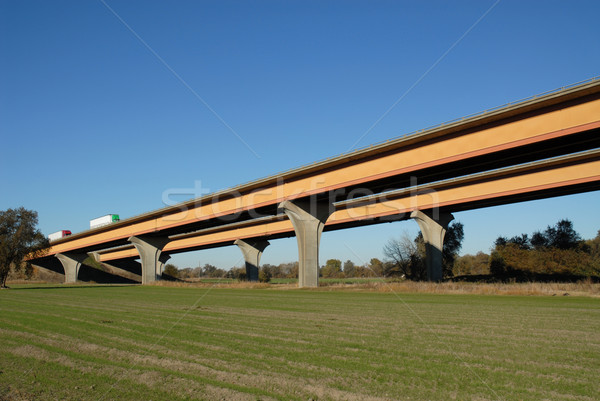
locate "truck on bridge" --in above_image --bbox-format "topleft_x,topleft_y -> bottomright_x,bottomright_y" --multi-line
90,214 -> 120,229
48,230 -> 72,242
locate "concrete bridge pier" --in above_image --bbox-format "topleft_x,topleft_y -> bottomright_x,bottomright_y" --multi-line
279,199 -> 334,288
410,210 -> 454,282
158,254 -> 171,278
55,252 -> 88,283
128,236 -> 170,284
234,239 -> 270,281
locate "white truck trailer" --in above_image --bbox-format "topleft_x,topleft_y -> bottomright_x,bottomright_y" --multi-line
48,230 -> 72,242
90,214 -> 120,229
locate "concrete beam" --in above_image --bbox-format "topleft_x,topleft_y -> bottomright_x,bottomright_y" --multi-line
55,252 -> 88,284
279,199 -> 334,288
128,236 -> 170,284
234,239 -> 270,282
410,210 -> 454,282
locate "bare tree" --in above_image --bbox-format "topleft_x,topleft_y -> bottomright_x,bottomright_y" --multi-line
383,232 -> 422,279
384,222 -> 464,280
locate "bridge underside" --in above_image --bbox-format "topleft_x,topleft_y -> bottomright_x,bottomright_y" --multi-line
32,255 -> 139,284
57,150 -> 597,286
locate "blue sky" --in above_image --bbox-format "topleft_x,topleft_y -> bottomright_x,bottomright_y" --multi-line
1,0 -> 599,270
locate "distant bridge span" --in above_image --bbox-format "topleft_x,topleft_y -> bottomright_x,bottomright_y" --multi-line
32,78 -> 600,286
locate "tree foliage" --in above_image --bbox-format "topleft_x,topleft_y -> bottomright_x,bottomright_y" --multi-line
0,207 -> 49,288
441,221 -> 464,277
533,219 -> 583,250
587,231 -> 600,260
491,219 -> 599,278
163,263 -> 179,278
495,219 -> 585,252
343,260 -> 356,278
454,252 -> 490,276
321,259 -> 342,278
258,267 -> 272,283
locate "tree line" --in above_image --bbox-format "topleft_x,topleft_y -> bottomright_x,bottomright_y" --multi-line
487,220 -> 600,279
169,219 -> 600,282
384,219 -> 600,280
2,206 -> 599,286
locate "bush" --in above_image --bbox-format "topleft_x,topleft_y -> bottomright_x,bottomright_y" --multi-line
489,250 -> 509,276
258,268 -> 271,283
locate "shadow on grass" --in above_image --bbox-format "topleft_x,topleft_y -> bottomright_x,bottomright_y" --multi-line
5,284 -> 139,291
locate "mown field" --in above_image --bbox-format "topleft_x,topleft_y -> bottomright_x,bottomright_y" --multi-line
0,284 -> 599,401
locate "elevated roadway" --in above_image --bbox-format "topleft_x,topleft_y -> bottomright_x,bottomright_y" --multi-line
32,78 -> 600,286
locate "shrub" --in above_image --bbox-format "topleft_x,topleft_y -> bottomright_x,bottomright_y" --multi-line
258,267 -> 271,283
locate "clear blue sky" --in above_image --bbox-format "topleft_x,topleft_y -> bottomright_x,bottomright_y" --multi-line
1,0 -> 599,270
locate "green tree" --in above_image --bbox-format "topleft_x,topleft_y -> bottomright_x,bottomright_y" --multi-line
200,263 -> 226,278
163,263 -> 179,278
0,208 -> 49,288
179,267 -> 193,279
343,260 -> 356,278
489,249 -> 510,276
490,220 -> 599,278
499,234 -> 531,250
587,230 -> 600,259
202,263 -> 217,276
441,221 -> 464,277
229,266 -> 246,280
535,219 -> 583,250
321,259 -> 342,278
368,258 -> 384,277
262,263 -> 282,278
587,231 -> 600,273
454,252 -> 490,276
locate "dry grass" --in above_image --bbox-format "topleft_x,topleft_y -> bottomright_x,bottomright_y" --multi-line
340,280 -> 600,297
151,280 -> 277,290
150,278 -> 600,297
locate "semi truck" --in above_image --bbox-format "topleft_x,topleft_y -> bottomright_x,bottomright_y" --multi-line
90,214 -> 120,229
48,230 -> 72,242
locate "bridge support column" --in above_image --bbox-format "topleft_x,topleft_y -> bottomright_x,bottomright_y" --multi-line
158,254 -> 171,278
410,210 -> 454,282
128,236 -> 170,284
55,252 -> 88,284
279,199 -> 334,288
234,239 -> 270,282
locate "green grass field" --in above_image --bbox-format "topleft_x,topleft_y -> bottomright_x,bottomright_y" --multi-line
1,285 -> 599,401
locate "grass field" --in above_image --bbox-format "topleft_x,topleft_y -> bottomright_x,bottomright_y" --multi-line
1,284 -> 599,401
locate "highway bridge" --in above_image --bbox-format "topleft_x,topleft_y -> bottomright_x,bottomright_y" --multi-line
32,78 -> 600,287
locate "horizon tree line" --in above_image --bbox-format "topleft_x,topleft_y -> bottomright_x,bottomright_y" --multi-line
1,206 -> 599,285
